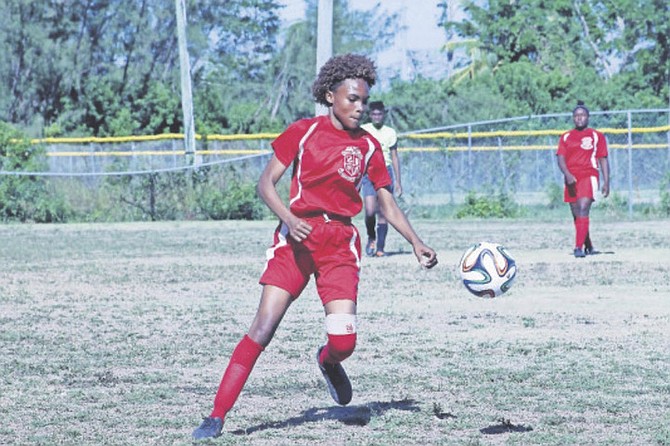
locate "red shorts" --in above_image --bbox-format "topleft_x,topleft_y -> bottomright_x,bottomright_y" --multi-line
564,175 -> 598,203
259,215 -> 361,305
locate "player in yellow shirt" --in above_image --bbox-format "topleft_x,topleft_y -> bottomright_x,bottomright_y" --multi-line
360,101 -> 403,257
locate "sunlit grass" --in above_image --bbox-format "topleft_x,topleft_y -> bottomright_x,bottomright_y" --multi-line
1,219 -> 669,445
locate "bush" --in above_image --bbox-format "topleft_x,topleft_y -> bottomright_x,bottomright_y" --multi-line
456,191 -> 520,218
545,182 -> 563,209
0,122 -> 72,222
197,179 -> 266,220
659,173 -> 670,217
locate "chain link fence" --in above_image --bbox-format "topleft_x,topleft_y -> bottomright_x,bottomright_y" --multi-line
399,109 -> 670,216
3,108 -> 669,219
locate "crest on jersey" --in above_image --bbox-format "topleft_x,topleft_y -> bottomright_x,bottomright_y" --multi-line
580,137 -> 594,150
338,146 -> 363,182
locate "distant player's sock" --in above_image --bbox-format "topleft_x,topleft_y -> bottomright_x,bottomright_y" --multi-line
574,216 -> 589,249
376,223 -> 388,252
365,215 -> 376,240
211,335 -> 264,419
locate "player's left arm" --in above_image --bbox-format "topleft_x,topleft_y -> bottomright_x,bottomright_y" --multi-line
598,156 -> 610,197
596,132 -> 610,197
377,187 -> 437,268
390,143 -> 402,197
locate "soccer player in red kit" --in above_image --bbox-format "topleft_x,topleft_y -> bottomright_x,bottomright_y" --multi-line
192,54 -> 438,439
556,101 -> 610,258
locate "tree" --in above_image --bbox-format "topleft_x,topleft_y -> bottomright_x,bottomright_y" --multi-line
441,0 -> 669,114
0,0 -> 285,136
261,0 -> 400,123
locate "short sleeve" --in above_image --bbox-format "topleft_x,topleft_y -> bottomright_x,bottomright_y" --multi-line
388,128 -> 398,149
271,120 -> 310,167
366,141 -> 392,190
556,132 -> 568,156
595,131 -> 608,158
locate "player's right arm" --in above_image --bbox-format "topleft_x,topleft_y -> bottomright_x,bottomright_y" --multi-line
556,154 -> 576,185
257,155 -> 312,242
556,134 -> 576,185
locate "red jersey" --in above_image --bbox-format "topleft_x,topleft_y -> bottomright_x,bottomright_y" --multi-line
272,115 -> 391,218
556,128 -> 608,179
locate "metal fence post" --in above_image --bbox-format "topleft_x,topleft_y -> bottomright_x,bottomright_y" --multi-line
467,124 -> 472,185
627,111 -> 633,218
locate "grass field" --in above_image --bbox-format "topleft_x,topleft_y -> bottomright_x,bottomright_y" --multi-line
1,218 -> 669,445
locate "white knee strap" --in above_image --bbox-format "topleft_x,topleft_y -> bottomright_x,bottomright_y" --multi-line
325,313 -> 357,335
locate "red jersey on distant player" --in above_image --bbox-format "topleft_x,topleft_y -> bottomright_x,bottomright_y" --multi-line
272,115 -> 391,218
556,128 -> 608,179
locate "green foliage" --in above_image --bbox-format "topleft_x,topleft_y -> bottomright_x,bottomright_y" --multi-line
599,191 -> 629,218
108,108 -> 140,137
0,122 -> 71,222
193,166 -> 266,220
0,0 -> 667,140
99,171 -> 193,222
441,0 -> 670,116
135,83 -> 181,135
193,0 -> 400,133
54,163 -> 268,223
659,173 -> 670,217
196,181 -> 265,220
545,182 -> 563,210
456,191 -> 520,218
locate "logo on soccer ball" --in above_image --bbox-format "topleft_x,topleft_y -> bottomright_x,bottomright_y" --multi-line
459,241 -> 517,298
338,146 -> 363,182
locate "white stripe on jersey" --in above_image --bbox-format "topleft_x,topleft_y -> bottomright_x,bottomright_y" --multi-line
289,121 -> 320,206
348,226 -> 361,270
355,137 -> 377,192
261,223 -> 289,274
590,130 -> 598,169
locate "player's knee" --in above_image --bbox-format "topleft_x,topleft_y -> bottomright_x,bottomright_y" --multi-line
325,314 -> 357,362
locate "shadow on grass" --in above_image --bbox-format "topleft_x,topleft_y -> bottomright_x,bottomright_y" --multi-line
231,398 -> 420,435
480,418 -> 533,435
566,250 -> 615,256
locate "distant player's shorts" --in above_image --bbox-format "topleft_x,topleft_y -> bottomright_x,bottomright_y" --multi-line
361,166 -> 395,197
259,214 -> 361,305
564,175 -> 598,202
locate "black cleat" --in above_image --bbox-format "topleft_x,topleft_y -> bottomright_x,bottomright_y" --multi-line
574,248 -> 586,258
316,347 -> 352,405
192,416 -> 223,440
584,234 -> 593,253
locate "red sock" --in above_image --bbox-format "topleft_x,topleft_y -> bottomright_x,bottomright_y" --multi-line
211,335 -> 264,419
318,333 -> 356,364
574,216 -> 589,249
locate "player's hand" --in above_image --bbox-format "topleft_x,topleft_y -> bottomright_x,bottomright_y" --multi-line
565,176 -> 577,198
413,243 -> 437,269
395,183 -> 403,198
285,215 -> 313,242
601,182 -> 610,198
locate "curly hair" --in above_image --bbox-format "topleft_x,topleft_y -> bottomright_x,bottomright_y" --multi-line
312,54 -> 377,106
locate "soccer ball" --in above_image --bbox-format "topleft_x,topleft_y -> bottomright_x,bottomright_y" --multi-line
459,242 -> 517,298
